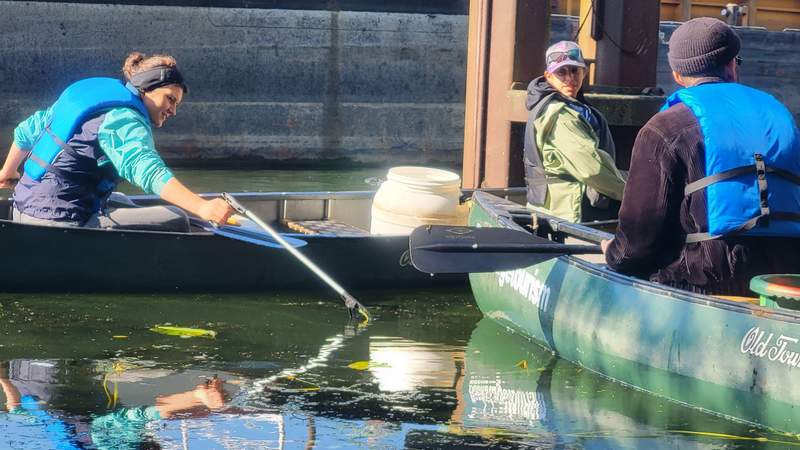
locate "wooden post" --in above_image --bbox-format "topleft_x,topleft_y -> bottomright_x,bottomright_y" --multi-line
482,0 -> 549,188
577,0 -> 598,85
482,1 -> 519,188
681,0 -> 692,21
747,0 -> 759,27
464,0 -> 549,189
462,0 -> 491,189
566,0 -> 578,15
591,0 -> 660,89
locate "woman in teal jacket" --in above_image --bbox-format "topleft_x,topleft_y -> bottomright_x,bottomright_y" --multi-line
0,52 -> 233,229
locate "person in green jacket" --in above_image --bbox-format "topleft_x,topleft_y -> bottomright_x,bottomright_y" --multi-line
0,52 -> 233,230
523,41 -> 626,223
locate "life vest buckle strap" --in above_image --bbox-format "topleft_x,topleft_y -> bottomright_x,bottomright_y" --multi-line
686,211 -> 800,243
754,153 -> 771,221
754,153 -> 765,175
44,126 -> 76,156
684,165 -> 753,196
26,152 -> 50,170
685,231 -> 721,243
768,166 -> 800,186
26,129 -> 72,178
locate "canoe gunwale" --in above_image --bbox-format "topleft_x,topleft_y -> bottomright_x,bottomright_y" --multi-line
0,218 -> 398,241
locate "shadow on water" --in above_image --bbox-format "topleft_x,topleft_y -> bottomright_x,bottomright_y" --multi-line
0,290 -> 797,449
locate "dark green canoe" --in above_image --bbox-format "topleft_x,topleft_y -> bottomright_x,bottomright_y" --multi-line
468,191 -> 800,434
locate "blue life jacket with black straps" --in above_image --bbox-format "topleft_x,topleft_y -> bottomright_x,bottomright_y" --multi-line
14,77 -> 149,223
662,82 -> 800,242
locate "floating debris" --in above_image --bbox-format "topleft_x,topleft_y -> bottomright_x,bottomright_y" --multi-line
348,361 -> 370,371
347,361 -> 389,371
150,325 -> 217,339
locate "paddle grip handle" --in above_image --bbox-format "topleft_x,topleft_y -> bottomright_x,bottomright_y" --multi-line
222,192 -> 248,215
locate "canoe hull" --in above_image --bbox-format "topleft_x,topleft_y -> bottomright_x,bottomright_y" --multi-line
0,220 -> 457,292
0,190 -> 468,292
468,191 -> 800,433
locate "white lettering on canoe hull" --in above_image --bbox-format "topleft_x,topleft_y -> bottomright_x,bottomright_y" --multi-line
496,269 -> 551,312
740,327 -> 800,368
467,378 -> 547,423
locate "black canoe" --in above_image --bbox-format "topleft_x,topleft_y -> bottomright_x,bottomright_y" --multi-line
0,189 -> 519,293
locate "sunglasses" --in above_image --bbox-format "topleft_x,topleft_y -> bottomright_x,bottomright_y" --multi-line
554,66 -> 584,77
547,48 -> 583,66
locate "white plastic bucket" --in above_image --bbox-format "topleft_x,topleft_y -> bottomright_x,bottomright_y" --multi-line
370,166 -> 467,235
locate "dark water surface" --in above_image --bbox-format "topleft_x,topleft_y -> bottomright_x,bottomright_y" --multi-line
0,291 -> 796,449
1,170 -> 798,449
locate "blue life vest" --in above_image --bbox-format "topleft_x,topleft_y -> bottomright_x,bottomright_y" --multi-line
663,83 -> 800,242
23,77 -> 148,181
14,78 -> 149,223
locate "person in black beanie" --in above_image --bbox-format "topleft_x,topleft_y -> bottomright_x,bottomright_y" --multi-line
601,17 -> 800,295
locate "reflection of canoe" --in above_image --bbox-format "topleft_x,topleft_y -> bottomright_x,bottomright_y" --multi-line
0,190 -> 482,292
468,191 -> 800,434
459,318 -> 751,448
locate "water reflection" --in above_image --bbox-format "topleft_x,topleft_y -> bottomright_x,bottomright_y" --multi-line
453,319 -> 799,449
367,338 -> 462,392
1,291 -> 797,449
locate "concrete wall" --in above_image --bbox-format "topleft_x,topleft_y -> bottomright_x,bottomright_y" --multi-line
1,3 -> 799,167
0,2 -> 468,167
28,0 -> 470,15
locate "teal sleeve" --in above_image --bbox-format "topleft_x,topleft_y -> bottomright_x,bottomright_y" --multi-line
13,108 -> 53,150
96,108 -> 175,195
90,406 -> 161,449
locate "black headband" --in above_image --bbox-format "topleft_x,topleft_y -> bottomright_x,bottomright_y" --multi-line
128,66 -> 188,93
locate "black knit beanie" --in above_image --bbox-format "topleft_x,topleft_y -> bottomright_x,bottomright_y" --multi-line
668,17 -> 741,76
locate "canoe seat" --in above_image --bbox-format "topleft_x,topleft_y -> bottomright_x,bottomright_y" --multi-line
286,220 -> 370,236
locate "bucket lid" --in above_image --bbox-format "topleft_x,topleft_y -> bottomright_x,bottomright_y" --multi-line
386,166 -> 461,188
750,274 -> 800,301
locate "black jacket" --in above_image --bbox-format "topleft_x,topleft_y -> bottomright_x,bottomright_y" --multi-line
605,102 -> 800,295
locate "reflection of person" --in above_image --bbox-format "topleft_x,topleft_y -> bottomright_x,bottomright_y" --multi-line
602,18 -> 800,295
0,361 -> 21,411
90,377 -> 226,449
1,360 -> 228,450
0,360 -> 81,449
0,52 -> 233,230
523,41 -> 625,223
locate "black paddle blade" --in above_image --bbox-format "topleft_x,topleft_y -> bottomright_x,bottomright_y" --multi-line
409,225 -> 602,274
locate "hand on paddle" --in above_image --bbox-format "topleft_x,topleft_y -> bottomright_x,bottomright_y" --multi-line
159,178 -> 234,225
198,198 -> 234,225
193,377 -> 225,410
601,238 -> 612,255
